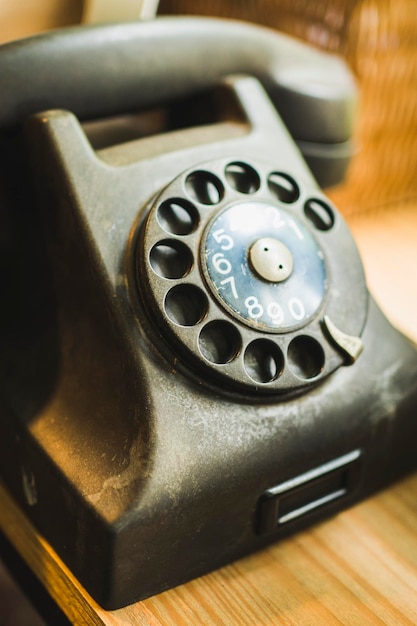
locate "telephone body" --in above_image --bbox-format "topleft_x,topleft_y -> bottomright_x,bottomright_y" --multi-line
0,17 -> 417,609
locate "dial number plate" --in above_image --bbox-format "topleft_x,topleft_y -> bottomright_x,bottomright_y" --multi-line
203,202 -> 327,332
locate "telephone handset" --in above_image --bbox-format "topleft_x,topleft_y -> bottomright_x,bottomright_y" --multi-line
0,17 -> 355,186
0,17 -> 417,609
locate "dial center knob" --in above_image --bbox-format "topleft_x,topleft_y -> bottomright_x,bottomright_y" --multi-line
249,237 -> 294,283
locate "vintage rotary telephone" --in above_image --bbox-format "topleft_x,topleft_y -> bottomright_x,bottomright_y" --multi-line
1,17 -> 417,609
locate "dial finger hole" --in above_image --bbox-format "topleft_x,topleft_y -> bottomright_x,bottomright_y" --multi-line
157,198 -> 199,235
150,240 -> 193,279
268,172 -> 300,204
185,171 -> 224,205
304,199 -> 335,231
198,320 -> 242,364
225,162 -> 260,194
165,284 -> 208,327
244,339 -> 284,384
287,336 -> 325,379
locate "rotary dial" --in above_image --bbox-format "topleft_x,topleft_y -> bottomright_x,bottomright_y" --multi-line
134,159 -> 367,394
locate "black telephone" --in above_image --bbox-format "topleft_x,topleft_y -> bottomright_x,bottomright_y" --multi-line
1,17 -> 417,610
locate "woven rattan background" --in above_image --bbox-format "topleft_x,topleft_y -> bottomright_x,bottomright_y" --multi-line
160,0 -> 417,217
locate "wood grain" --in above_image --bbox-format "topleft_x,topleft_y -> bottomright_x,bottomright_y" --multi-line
1,472 -> 417,625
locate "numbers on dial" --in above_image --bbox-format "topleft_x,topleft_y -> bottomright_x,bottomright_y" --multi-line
244,296 -> 264,320
267,302 -> 284,326
220,275 -> 239,299
266,205 -> 286,230
212,252 -> 232,275
212,228 -> 234,251
243,297 -> 305,325
203,202 -> 326,332
211,251 -> 239,299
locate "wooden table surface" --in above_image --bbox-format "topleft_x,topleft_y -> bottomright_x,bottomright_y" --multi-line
1,470 -> 417,625
0,203 -> 416,625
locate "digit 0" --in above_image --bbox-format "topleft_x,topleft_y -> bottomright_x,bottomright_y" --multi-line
288,297 -> 305,321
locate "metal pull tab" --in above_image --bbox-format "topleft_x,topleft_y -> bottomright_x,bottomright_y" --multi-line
323,315 -> 364,363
